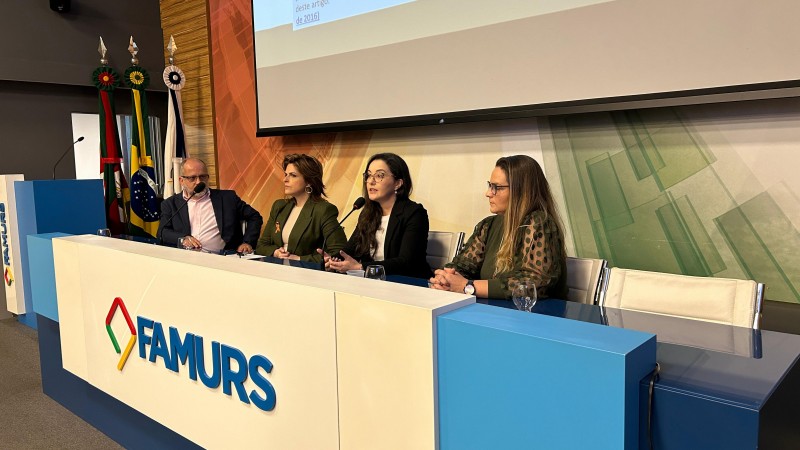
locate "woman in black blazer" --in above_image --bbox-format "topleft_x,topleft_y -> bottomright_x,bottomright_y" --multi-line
325,153 -> 432,278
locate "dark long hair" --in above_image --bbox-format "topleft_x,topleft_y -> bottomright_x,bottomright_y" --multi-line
352,153 -> 413,257
495,155 -> 565,274
283,153 -> 326,200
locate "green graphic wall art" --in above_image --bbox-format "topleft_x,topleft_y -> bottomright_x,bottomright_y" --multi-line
544,103 -> 800,303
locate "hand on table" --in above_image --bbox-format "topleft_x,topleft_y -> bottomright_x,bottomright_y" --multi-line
326,250 -> 362,273
429,267 -> 467,293
273,246 -> 291,259
180,235 -> 202,249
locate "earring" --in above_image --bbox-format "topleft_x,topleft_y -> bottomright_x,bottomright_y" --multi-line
305,185 -> 313,194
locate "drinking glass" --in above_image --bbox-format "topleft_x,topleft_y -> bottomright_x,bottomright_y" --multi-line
97,228 -> 111,237
511,278 -> 537,312
364,265 -> 386,281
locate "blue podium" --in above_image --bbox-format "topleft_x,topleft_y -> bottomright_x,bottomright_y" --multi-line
438,304 -> 656,449
13,179 -> 105,327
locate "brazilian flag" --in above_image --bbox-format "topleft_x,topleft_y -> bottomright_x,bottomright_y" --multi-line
124,65 -> 160,237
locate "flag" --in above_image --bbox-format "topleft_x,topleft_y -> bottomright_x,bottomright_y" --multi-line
124,64 -> 160,238
92,65 -> 129,235
162,64 -> 187,198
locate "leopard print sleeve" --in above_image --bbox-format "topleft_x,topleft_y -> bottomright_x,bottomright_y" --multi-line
446,216 -> 493,279
492,211 -> 564,299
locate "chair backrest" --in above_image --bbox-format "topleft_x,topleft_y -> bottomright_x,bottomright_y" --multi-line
426,231 -> 465,270
565,257 -> 608,304
599,267 -> 765,329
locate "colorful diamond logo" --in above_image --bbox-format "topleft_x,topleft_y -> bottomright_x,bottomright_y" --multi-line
3,267 -> 12,287
105,297 -> 137,371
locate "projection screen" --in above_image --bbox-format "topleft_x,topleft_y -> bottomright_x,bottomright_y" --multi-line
252,0 -> 800,135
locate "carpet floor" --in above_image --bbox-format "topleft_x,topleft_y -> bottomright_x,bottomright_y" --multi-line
0,312 -> 123,449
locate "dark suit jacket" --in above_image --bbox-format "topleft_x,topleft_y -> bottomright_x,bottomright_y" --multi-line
343,198 -> 432,278
255,198 -> 347,263
157,189 -> 263,251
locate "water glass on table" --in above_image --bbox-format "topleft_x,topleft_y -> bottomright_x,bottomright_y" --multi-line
511,278 -> 537,312
364,265 -> 386,281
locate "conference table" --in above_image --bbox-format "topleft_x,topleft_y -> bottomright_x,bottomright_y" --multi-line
27,236 -> 800,449
254,258 -> 800,449
383,272 -> 799,450
494,298 -> 798,449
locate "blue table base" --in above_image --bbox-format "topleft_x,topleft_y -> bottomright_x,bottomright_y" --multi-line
37,314 -> 202,450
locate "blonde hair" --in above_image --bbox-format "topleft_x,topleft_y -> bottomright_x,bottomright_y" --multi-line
494,155 -> 564,275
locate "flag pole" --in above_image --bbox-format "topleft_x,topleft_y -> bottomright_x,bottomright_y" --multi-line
162,35 -> 188,199
93,36 -> 130,236
124,36 -> 161,238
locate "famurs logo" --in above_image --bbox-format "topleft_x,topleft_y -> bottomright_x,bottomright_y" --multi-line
101,298 -> 277,411
105,297 -> 137,371
1,201 -> 13,286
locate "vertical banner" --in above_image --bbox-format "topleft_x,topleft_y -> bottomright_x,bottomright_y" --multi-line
125,44 -> 161,238
0,174 -> 26,314
93,63 -> 130,236
162,63 -> 187,198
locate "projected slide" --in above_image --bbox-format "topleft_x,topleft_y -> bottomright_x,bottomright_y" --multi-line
293,0 -> 415,30
255,0 -> 415,31
254,0 -> 614,67
251,0 -> 800,134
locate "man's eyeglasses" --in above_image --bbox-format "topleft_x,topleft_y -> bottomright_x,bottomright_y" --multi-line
181,174 -> 210,182
487,181 -> 510,195
363,171 -> 392,183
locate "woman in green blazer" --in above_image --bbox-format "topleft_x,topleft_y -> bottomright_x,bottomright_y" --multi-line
256,154 -> 346,263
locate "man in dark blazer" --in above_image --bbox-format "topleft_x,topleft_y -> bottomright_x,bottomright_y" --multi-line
157,158 -> 263,253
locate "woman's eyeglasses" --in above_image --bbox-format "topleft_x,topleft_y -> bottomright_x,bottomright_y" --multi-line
363,171 -> 392,183
181,174 -> 210,182
487,181 -> 510,195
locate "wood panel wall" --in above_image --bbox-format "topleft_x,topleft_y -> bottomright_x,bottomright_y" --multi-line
159,0 -> 218,186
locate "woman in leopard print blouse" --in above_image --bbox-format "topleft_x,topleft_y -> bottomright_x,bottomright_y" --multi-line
429,155 -> 567,299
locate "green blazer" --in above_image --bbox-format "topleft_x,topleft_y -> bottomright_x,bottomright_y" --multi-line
256,198 -> 347,263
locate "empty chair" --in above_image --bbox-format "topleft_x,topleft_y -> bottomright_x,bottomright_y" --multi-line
426,231 -> 465,270
565,257 -> 608,304
599,267 -> 765,329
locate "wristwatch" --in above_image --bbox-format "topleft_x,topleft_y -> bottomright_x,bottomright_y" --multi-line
463,280 -> 475,295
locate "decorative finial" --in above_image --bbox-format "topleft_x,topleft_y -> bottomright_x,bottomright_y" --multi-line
166,35 -> 177,65
98,36 -> 108,65
128,36 -> 139,65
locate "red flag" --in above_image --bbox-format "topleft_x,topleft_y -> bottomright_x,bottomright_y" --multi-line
92,66 -> 130,235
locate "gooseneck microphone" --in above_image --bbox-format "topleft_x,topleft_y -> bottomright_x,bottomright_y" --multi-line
320,197 -> 365,270
157,182 -> 206,245
52,136 -> 84,180
342,197 -> 366,223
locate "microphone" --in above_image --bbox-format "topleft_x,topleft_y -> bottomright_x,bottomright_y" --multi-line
320,197 -> 365,270
157,182 -> 206,245
343,197 -> 366,223
52,136 -> 84,180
